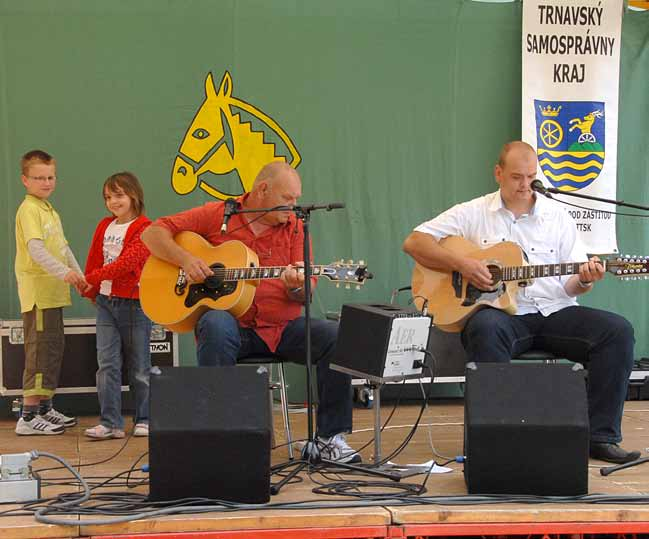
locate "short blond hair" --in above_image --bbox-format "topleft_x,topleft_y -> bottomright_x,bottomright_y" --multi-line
21,149 -> 55,175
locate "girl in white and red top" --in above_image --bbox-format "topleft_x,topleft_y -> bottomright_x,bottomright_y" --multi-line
83,172 -> 152,440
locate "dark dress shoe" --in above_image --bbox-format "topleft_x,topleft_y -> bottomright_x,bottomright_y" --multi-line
589,442 -> 641,464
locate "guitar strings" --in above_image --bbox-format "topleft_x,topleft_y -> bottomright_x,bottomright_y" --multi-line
208,266 -> 328,279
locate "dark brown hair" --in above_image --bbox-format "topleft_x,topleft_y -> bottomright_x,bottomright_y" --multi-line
103,171 -> 145,216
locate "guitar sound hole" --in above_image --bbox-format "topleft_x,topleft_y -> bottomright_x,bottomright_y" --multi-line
488,265 -> 502,283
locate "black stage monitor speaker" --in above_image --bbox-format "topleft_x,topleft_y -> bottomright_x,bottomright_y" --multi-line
332,303 -> 431,382
149,366 -> 271,503
464,363 -> 589,496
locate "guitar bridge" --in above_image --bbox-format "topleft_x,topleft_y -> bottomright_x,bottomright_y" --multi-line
174,270 -> 188,296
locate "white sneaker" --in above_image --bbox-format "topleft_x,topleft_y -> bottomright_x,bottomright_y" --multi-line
317,433 -> 362,464
84,424 -> 125,440
41,408 -> 77,428
133,423 -> 149,437
16,416 -> 65,436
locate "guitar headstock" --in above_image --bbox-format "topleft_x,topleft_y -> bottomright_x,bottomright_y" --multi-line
606,254 -> 649,281
320,260 -> 374,289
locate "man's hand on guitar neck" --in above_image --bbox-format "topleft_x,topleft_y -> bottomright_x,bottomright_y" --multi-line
281,262 -> 307,301
457,258 -> 494,290
565,256 -> 605,296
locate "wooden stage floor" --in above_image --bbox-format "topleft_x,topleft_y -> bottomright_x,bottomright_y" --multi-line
3,400 -> 649,538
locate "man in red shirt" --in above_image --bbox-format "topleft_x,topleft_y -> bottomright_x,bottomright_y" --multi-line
142,162 -> 358,463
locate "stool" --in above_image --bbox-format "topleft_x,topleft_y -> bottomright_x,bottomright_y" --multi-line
515,349 -> 559,364
238,355 -> 295,459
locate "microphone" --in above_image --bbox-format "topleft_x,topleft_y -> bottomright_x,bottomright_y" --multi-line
531,179 -> 551,196
294,202 -> 346,211
220,198 -> 239,234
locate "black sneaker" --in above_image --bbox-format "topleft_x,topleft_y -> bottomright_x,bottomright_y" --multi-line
589,442 -> 641,464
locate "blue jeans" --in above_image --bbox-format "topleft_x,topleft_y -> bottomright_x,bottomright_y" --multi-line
461,306 -> 635,444
195,311 -> 352,438
95,295 -> 152,429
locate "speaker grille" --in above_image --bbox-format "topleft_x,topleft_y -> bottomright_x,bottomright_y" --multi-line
464,363 -> 589,495
149,366 -> 271,503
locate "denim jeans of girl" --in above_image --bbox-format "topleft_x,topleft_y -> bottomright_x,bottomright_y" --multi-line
96,294 -> 152,429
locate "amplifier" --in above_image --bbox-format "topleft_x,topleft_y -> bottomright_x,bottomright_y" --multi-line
332,303 -> 432,383
464,363 -> 589,495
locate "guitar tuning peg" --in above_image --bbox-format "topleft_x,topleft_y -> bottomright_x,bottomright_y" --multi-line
347,259 -> 354,265
359,260 -> 365,265
355,285 -> 360,290
345,283 -> 351,290
336,283 -> 340,289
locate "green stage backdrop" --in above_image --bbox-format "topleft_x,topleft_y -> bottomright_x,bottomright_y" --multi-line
1,2 -> 648,399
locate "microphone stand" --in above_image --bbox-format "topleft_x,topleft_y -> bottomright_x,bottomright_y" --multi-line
534,184 -> 649,478
600,456 -> 649,477
228,202 -> 400,495
536,184 -> 649,211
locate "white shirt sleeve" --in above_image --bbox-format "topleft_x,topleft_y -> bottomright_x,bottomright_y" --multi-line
27,239 -> 71,280
414,202 -> 471,240
64,245 -> 83,274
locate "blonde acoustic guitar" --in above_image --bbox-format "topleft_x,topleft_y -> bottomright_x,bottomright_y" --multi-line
140,231 -> 372,333
411,235 -> 648,333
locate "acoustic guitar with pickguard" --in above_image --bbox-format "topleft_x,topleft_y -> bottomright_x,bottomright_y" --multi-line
411,235 -> 648,333
140,231 -> 372,333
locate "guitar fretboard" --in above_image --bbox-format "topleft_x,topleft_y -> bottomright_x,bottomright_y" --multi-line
211,265 -> 328,281
496,262 -> 596,282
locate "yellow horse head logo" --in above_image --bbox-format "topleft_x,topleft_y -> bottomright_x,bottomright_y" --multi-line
171,71 -> 301,199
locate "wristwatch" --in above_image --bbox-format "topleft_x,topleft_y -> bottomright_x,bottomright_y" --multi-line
289,286 -> 303,294
578,279 -> 593,288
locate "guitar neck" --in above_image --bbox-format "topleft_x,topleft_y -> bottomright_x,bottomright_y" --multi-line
211,265 -> 326,281
499,261 -> 604,282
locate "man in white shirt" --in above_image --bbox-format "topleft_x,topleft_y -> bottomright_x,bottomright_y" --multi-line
403,141 -> 638,464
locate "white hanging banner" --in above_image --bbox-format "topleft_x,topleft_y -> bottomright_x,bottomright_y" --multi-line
522,0 -> 623,254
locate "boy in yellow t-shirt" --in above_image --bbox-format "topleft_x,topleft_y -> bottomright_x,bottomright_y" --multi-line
15,150 -> 88,435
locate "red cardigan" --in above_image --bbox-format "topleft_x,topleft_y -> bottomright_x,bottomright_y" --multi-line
84,215 -> 151,299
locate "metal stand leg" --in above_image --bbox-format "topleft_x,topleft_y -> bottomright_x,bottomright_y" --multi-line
277,362 -> 294,460
372,383 -> 382,463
